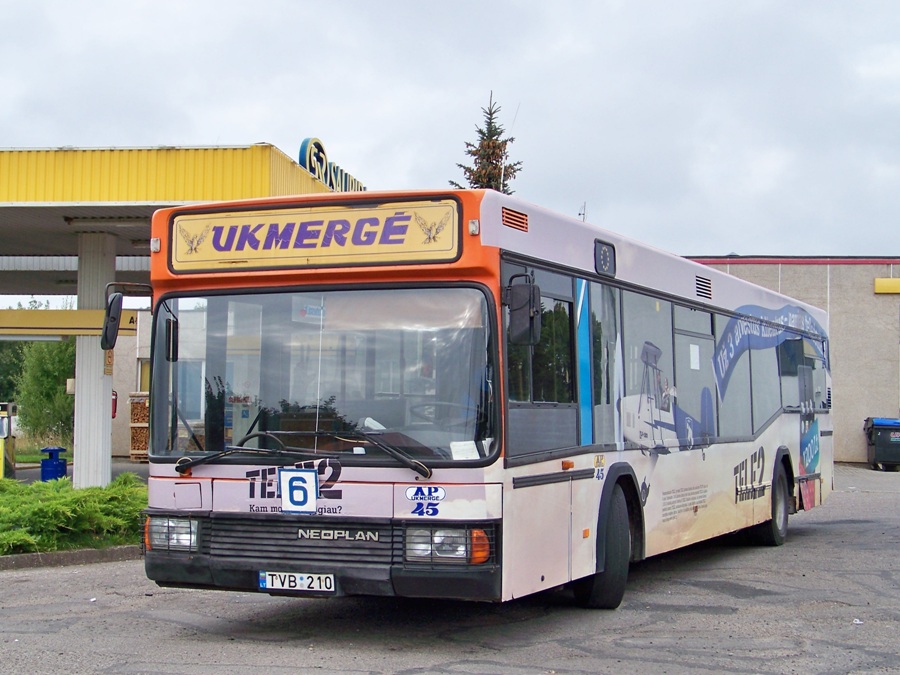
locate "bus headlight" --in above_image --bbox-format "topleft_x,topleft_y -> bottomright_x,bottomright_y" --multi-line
146,517 -> 198,552
405,527 -> 491,564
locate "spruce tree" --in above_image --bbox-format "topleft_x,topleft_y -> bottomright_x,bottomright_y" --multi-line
450,92 -> 522,194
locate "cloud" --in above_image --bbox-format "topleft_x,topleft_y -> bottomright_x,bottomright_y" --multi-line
2,0 -> 900,256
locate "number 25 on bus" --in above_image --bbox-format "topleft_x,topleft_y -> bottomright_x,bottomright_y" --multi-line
102,189 -> 832,609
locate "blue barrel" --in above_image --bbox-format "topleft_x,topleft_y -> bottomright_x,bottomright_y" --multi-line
40,446 -> 67,481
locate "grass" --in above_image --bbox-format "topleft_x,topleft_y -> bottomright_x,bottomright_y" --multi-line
0,473 -> 148,555
12,449 -> 51,464
8,436 -> 71,464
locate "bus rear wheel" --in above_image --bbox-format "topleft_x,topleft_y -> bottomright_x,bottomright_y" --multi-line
751,462 -> 789,546
573,483 -> 631,609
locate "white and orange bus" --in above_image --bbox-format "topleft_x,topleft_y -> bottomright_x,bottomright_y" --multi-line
103,189 -> 832,608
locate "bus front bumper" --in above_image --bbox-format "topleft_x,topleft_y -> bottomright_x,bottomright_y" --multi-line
145,551 -> 502,602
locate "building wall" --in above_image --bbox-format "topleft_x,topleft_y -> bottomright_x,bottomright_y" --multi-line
111,332 -> 136,457
700,260 -> 900,463
110,310 -> 152,458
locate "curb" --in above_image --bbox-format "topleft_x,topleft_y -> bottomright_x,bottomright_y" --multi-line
0,545 -> 142,571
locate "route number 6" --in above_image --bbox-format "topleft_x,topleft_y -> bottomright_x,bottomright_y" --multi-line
278,468 -> 319,514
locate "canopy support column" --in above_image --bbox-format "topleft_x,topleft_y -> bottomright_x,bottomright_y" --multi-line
73,232 -> 116,488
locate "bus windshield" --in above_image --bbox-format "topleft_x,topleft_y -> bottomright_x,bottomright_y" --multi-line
151,287 -> 496,465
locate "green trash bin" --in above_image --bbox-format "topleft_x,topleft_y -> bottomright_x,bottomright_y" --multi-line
863,417 -> 900,471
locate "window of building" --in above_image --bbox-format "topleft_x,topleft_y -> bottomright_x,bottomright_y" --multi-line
138,359 -> 151,392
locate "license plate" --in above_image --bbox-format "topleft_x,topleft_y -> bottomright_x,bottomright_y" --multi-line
259,571 -> 335,593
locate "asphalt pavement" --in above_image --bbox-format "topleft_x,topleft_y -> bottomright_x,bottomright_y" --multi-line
2,461 -> 898,674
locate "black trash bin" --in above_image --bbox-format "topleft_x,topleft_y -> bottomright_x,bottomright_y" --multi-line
863,418 -> 900,471
40,446 -> 67,481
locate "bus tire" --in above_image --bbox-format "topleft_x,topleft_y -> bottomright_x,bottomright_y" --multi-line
573,483 -> 631,609
752,461 -> 789,546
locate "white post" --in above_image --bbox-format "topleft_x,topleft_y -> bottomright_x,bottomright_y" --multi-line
73,232 -> 116,488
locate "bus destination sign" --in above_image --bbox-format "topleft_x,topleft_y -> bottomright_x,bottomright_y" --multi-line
170,200 -> 459,272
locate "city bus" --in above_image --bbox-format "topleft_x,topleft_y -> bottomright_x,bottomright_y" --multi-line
102,189 -> 832,609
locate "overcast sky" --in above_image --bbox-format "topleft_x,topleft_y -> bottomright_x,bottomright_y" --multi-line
3,0 -> 900,260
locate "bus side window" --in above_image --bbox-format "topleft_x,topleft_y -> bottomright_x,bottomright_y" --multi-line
715,313 -> 752,438
533,297 -> 574,403
750,340 -> 781,433
809,341 -> 830,410
590,282 -> 619,445
673,306 -> 717,443
506,294 -> 574,404
622,291 -> 674,413
504,265 -> 578,457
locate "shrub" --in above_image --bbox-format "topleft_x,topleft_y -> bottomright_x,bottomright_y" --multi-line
0,473 -> 147,555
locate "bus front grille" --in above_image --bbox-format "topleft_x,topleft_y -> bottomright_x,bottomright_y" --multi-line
201,516 -> 399,565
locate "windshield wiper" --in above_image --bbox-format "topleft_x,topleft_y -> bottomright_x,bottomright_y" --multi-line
351,429 -> 432,479
174,432 -> 333,474
175,430 -> 434,479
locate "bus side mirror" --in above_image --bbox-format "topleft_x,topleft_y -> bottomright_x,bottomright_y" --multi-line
100,292 -> 124,350
505,282 -> 542,346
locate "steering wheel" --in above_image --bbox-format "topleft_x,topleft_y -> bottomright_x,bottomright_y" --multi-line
235,431 -> 286,449
409,402 -> 478,429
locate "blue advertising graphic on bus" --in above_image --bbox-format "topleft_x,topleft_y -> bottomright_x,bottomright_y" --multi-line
714,305 -> 828,398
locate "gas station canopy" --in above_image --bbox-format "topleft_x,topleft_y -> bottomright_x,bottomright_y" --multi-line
0,143 -> 332,295
0,204 -> 156,295
0,142 -> 336,488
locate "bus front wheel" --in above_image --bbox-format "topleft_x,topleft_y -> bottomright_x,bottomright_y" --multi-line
572,483 -> 631,609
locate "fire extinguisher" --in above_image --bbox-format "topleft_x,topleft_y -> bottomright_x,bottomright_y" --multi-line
112,390 -> 118,419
